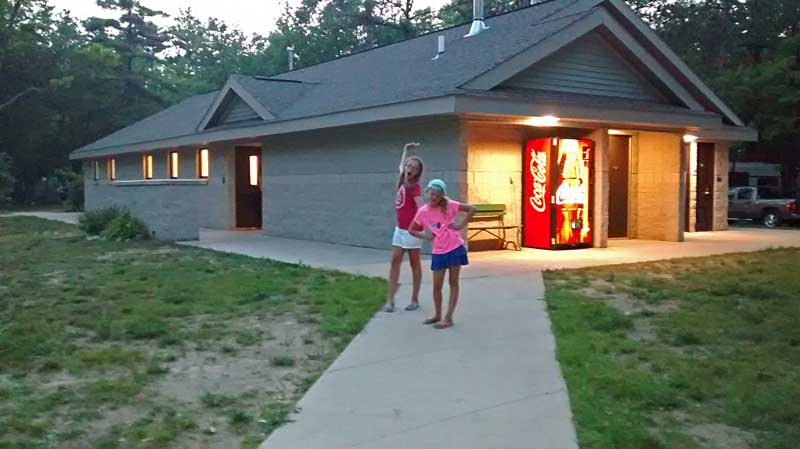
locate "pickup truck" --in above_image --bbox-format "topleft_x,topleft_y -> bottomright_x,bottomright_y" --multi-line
728,187 -> 799,228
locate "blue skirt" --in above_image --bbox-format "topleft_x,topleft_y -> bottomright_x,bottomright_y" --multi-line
431,245 -> 469,271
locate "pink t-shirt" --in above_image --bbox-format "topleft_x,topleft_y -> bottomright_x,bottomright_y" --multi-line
413,200 -> 463,254
395,183 -> 421,230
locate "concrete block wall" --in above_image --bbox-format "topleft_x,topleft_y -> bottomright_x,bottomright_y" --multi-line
687,142 -> 697,233
465,123 -> 524,249
713,142 -> 730,231
83,145 -> 234,240
261,117 -> 466,249
630,131 -> 683,241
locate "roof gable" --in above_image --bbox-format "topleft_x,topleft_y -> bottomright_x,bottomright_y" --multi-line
498,31 -> 667,103
601,0 -> 743,126
197,77 -> 275,131
207,91 -> 261,128
463,6 -> 705,112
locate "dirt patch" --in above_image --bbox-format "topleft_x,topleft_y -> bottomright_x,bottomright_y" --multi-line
154,319 -> 317,405
687,423 -> 754,449
582,280 -> 683,342
45,270 -> 68,285
95,247 -> 178,261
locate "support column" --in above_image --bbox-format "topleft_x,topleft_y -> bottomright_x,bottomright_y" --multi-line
588,128 -> 609,248
678,140 -> 689,242
712,142 -> 730,231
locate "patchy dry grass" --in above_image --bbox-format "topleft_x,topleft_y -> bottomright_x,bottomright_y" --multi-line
545,249 -> 800,449
0,216 -> 385,448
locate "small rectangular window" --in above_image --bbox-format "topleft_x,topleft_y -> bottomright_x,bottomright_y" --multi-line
108,158 -> 116,181
92,161 -> 99,181
198,149 -> 209,178
249,155 -> 259,186
143,154 -> 153,179
169,151 -> 179,179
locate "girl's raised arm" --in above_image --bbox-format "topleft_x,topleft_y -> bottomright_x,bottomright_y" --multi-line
399,142 -> 420,174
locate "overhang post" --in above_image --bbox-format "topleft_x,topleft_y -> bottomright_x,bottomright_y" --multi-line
587,128 -> 609,248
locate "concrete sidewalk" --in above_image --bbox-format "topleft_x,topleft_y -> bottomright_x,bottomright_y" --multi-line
1,211 -> 81,224
185,231 -> 578,449
182,227 -> 800,449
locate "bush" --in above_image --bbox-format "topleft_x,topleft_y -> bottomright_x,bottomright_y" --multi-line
102,211 -> 150,241
0,153 -> 15,206
78,207 -> 123,235
55,168 -> 84,212
78,207 -> 149,240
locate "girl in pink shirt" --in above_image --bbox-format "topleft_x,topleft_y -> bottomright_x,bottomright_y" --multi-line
384,143 -> 425,313
409,179 -> 477,329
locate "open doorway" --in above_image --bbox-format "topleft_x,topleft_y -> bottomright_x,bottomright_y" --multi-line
235,147 -> 262,229
608,135 -> 631,238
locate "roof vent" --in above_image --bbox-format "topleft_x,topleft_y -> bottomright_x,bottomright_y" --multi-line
432,35 -> 445,60
465,0 -> 488,37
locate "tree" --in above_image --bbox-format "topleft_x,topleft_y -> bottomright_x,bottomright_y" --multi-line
84,0 -> 170,106
164,9 -> 254,100
438,0 -> 527,27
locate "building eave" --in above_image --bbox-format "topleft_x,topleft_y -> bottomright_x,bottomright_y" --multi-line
70,96 -> 458,160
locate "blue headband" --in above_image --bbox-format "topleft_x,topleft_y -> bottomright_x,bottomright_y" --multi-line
427,179 -> 447,193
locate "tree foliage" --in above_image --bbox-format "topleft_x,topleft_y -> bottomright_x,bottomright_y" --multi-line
0,0 -> 798,204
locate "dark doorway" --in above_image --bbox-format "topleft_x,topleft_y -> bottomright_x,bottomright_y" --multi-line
695,143 -> 715,232
608,135 -> 630,238
235,147 -> 262,229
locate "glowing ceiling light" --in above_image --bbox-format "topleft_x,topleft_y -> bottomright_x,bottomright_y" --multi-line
523,115 -> 560,127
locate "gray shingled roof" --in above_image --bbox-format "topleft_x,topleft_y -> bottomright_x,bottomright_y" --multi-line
72,0 -> 606,156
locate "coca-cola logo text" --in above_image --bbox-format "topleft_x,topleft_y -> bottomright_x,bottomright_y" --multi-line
528,149 -> 547,213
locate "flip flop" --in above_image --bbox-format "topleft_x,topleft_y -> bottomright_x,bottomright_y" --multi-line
405,303 -> 420,311
423,317 -> 440,325
433,321 -> 454,330
383,304 -> 396,313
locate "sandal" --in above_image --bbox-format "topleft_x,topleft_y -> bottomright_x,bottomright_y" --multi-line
405,303 -> 420,311
383,304 -> 396,313
423,317 -> 440,325
433,321 -> 454,330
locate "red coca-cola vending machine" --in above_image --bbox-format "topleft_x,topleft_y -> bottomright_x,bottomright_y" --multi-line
523,138 -> 593,250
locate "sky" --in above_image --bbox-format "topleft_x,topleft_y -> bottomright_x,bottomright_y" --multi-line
51,0 -> 454,36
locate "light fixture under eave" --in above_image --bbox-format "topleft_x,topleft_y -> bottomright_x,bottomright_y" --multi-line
522,116 -> 560,127
683,134 -> 699,143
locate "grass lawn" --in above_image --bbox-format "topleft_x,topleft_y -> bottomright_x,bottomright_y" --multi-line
544,249 -> 800,449
0,216 -> 385,448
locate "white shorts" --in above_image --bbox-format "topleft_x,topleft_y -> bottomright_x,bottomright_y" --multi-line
392,227 -> 423,250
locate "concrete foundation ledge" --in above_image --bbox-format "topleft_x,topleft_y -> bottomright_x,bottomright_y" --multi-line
111,179 -> 209,186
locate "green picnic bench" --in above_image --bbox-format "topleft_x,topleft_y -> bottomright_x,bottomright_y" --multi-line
467,203 -> 521,251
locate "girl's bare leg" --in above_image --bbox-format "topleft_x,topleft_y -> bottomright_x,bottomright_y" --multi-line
408,249 -> 422,305
430,269 -> 446,321
386,246 -> 404,307
444,265 -> 461,324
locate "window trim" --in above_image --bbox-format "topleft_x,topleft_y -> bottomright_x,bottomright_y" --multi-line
168,151 -> 179,179
197,148 -> 210,179
143,154 -> 154,180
